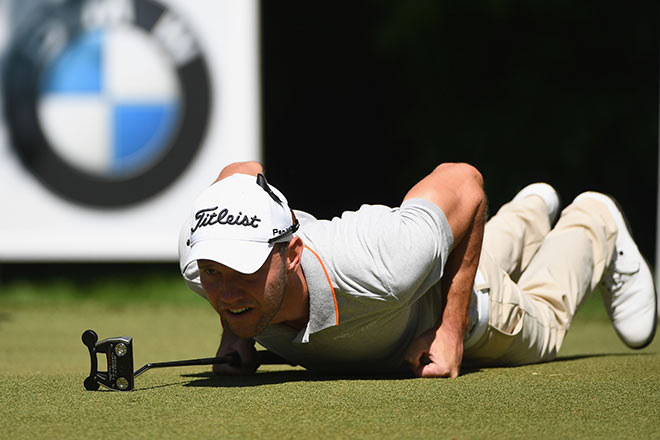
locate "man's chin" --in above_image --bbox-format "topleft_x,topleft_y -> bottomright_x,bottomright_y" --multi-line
228,326 -> 260,339
219,304 -> 280,338
223,315 -> 267,339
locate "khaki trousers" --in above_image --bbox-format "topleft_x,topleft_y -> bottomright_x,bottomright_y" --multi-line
463,194 -> 617,366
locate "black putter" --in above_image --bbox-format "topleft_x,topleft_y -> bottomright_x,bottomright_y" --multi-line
82,329 -> 292,391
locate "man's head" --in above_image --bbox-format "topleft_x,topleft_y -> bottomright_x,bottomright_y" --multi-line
198,242 -> 291,337
182,173 -> 302,337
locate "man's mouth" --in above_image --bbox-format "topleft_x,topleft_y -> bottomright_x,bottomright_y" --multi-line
227,307 -> 252,315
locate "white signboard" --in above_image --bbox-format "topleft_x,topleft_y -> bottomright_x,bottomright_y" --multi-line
0,0 -> 260,261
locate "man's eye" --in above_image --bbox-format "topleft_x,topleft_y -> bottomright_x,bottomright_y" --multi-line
202,268 -> 219,276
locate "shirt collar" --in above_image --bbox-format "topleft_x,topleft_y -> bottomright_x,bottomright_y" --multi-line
293,245 -> 339,343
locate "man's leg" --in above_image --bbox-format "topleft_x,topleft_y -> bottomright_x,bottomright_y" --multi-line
482,183 -> 559,281
462,183 -> 562,365
466,195 -> 619,366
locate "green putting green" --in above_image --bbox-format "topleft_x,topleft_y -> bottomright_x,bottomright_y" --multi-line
1,270 -> 659,439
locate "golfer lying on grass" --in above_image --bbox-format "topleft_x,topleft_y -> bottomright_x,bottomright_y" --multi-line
179,161 -> 657,378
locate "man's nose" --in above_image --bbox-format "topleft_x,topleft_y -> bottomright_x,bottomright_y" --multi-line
218,278 -> 245,304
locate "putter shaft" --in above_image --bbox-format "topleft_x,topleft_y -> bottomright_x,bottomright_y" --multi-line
134,353 -> 239,377
133,351 -> 294,378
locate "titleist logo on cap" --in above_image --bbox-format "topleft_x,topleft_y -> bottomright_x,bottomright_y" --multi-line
191,206 -> 262,233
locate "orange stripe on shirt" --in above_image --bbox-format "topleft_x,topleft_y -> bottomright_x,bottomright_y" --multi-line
303,245 -> 339,325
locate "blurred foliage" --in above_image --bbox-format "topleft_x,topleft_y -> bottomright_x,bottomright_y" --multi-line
0,264 -> 203,306
261,1 -> 658,262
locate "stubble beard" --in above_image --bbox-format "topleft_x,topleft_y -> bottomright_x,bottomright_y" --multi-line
228,256 -> 288,339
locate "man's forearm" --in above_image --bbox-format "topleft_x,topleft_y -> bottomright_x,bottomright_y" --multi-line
438,195 -> 486,339
403,163 -> 487,377
414,194 -> 485,378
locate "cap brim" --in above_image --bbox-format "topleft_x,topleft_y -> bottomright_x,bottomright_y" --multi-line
185,239 -> 274,275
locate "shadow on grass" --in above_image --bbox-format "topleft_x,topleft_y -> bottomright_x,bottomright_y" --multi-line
179,352 -> 659,388
134,380 -> 192,392
460,351 -> 658,371
139,348 -> 660,389
88,380 -> 193,392
180,365 -> 485,388
181,370 -> 413,388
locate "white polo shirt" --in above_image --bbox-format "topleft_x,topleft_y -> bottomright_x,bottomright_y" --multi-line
181,198 -> 489,373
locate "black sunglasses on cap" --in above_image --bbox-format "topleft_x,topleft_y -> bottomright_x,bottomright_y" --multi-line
256,174 -> 300,244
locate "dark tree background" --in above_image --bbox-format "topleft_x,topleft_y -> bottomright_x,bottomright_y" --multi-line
1,1 -> 657,286
261,1 -> 659,264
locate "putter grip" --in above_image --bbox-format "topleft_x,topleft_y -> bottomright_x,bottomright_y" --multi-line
193,351 -> 291,366
257,350 -> 294,365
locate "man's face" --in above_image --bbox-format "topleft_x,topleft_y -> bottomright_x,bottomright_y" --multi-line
198,248 -> 288,338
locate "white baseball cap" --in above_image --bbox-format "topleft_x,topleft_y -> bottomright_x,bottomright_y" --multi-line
183,173 -> 299,274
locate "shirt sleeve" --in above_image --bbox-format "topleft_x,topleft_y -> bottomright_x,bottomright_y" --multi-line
313,198 -> 453,305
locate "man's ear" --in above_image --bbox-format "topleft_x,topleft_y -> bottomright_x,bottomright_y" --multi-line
286,236 -> 304,271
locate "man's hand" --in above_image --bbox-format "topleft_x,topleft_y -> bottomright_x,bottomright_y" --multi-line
213,328 -> 258,375
405,325 -> 464,378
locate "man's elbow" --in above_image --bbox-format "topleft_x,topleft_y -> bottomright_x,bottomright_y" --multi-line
433,162 -> 484,195
436,163 -> 486,221
404,162 -> 485,217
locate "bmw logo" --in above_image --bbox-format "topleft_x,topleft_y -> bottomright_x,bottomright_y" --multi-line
3,0 -> 211,207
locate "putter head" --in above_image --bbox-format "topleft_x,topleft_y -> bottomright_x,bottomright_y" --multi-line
82,329 -> 135,391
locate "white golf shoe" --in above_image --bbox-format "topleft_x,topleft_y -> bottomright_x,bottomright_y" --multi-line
512,182 -> 561,225
574,192 -> 657,348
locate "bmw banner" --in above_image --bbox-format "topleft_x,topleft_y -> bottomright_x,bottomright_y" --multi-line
0,0 -> 260,261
